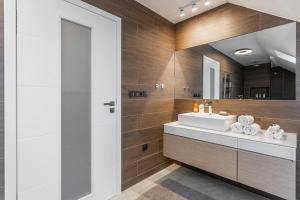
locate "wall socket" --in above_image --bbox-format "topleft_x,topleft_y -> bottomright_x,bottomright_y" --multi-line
128,91 -> 147,98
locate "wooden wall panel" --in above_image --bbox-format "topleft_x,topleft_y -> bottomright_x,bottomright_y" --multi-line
83,0 -> 175,189
243,63 -> 271,99
176,4 -> 292,51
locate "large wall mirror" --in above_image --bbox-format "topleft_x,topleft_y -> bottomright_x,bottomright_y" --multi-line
175,22 -> 296,100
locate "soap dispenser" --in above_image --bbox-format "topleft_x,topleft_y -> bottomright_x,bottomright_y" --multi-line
193,103 -> 199,113
199,104 -> 205,113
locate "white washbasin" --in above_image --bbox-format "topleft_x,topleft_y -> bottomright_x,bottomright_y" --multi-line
178,112 -> 236,132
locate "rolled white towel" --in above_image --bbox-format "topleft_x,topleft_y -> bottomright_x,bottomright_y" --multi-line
265,130 -> 274,138
238,115 -> 254,126
231,122 -> 244,134
274,129 -> 285,140
243,123 -> 261,136
267,124 -> 281,135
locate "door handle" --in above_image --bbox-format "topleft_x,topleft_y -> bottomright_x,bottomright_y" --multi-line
104,101 -> 115,107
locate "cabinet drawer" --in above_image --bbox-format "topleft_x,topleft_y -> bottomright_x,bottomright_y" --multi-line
238,138 -> 296,161
238,150 -> 296,200
164,133 -> 237,181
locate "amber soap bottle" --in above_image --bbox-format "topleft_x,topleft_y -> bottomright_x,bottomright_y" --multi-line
193,103 -> 199,113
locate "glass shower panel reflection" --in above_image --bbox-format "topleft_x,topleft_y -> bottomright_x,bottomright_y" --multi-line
61,19 -> 91,200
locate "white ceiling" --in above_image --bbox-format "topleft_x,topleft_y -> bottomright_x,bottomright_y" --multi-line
210,23 -> 296,72
135,0 -> 300,24
135,0 -> 228,24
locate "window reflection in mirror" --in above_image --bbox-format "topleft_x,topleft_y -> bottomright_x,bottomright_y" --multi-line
175,22 -> 296,100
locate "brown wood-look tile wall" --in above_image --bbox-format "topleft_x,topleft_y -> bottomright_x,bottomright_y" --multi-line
176,4 -> 292,51
175,3 -> 300,199
175,44 -> 243,99
243,63 -> 271,99
82,0 -> 175,189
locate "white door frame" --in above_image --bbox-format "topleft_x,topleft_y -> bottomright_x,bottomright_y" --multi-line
4,0 -> 122,199
203,56 -> 220,99
4,0 -> 17,199
60,0 -> 122,199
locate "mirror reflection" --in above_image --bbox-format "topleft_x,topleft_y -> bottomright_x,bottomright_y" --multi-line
175,22 -> 296,100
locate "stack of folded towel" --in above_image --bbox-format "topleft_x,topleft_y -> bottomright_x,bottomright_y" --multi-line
266,124 -> 284,140
230,115 -> 261,136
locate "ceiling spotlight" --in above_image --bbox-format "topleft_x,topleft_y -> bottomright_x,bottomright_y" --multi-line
191,2 -> 198,12
204,0 -> 211,6
234,48 -> 253,56
180,8 -> 185,17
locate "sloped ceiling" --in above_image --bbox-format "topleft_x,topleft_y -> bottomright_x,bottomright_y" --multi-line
229,0 -> 300,23
135,0 -> 300,24
210,23 -> 297,72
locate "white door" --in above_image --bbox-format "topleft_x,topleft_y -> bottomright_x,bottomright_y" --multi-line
203,56 -> 220,99
17,0 -> 121,200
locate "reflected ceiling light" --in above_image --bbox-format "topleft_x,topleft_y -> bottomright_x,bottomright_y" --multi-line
191,2 -> 198,12
180,8 -> 185,17
234,48 -> 253,56
275,50 -> 296,64
204,0 -> 211,6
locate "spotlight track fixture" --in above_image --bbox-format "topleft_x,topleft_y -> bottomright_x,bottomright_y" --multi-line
179,8 -> 185,17
191,2 -> 198,12
204,0 -> 211,6
178,0 -> 212,17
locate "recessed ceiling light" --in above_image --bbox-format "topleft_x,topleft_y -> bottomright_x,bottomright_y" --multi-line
191,2 -> 198,12
180,8 -> 185,17
234,48 -> 253,56
204,0 -> 211,6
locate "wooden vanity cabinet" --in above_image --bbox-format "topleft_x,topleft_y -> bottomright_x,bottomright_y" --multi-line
164,133 -> 296,200
238,150 -> 296,200
164,133 -> 237,181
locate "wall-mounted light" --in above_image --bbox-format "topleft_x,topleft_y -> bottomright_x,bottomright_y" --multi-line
204,0 -> 211,6
180,8 -> 185,17
234,48 -> 253,56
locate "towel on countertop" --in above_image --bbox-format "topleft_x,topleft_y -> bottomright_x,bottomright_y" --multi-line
266,124 -> 285,140
265,130 -> 274,138
238,115 -> 254,126
230,122 -> 244,134
243,123 -> 261,136
274,129 -> 284,140
267,124 -> 281,135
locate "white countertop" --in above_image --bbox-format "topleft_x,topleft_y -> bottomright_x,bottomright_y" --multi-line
164,121 -> 297,161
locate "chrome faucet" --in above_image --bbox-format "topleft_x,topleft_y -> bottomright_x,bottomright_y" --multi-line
204,101 -> 212,107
